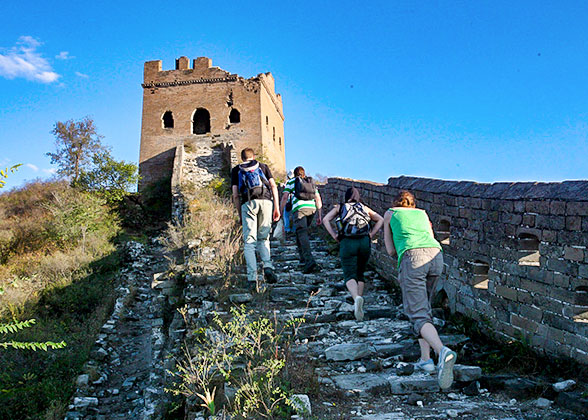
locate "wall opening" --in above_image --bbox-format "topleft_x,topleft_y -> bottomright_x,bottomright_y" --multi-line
273,127 -> 276,142
266,116 -> 269,128
574,286 -> 588,323
518,233 -> 540,266
436,219 -> 451,245
279,137 -> 282,149
193,108 -> 211,134
471,260 -> 489,289
162,111 -> 174,129
229,108 -> 240,124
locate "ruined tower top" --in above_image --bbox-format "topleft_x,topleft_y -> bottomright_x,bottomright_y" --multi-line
138,56 -> 286,189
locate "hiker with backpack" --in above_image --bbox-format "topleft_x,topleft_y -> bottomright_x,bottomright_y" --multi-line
383,190 -> 457,390
280,166 -> 323,274
282,170 -> 295,236
322,187 -> 384,321
231,148 -> 280,286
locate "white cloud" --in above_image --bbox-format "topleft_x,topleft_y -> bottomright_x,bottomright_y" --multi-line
0,36 -> 60,83
75,71 -> 89,78
26,163 -> 39,171
42,168 -> 57,175
55,51 -> 74,60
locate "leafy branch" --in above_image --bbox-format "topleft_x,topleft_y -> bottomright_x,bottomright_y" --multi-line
0,319 -> 67,351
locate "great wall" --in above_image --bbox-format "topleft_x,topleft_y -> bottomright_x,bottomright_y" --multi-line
63,57 -> 588,419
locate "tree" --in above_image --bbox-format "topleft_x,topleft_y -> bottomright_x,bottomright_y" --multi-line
47,117 -> 105,184
77,150 -> 139,204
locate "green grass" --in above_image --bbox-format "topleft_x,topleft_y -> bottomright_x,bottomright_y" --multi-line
0,251 -> 120,420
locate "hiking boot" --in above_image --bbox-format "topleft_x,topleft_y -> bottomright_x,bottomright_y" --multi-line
414,358 -> 435,373
354,296 -> 365,321
437,346 -> 457,389
264,267 -> 278,284
303,263 -> 320,274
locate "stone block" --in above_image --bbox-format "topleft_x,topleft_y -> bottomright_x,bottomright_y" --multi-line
453,365 -> 482,382
564,246 -> 584,262
566,202 -> 588,216
511,314 -> 539,333
566,216 -> 582,231
325,343 -> 374,361
550,201 -> 566,215
495,285 -> 517,301
388,373 -> 440,394
332,373 -> 389,394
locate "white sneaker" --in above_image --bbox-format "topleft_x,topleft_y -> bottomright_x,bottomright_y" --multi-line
414,358 -> 435,373
437,346 -> 457,390
354,296 -> 365,321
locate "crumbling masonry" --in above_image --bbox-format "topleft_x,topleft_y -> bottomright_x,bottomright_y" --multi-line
138,56 -> 286,191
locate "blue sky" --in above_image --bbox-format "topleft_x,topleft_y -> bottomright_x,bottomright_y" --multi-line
1,1 -> 587,189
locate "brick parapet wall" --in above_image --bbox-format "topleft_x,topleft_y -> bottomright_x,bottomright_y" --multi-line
320,176 -> 588,364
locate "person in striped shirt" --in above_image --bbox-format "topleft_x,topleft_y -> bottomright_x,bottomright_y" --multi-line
280,166 -> 322,273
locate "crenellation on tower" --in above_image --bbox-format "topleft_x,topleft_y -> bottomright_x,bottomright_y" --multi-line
138,56 -> 286,190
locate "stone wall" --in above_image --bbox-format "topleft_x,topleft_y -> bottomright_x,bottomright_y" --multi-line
320,176 -> 588,364
171,135 -> 237,222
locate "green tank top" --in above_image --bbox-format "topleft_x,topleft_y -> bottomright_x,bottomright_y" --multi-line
389,207 -> 442,267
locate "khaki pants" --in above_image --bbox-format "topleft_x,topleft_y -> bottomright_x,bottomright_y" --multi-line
398,248 -> 443,336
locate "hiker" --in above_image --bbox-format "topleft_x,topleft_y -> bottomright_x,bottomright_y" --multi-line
282,170 -> 295,236
280,166 -> 322,274
231,148 -> 280,285
383,190 -> 457,390
322,187 -> 384,321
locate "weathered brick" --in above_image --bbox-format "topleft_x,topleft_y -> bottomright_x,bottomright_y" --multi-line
514,200 -> 525,213
495,285 -> 517,301
536,215 -> 565,230
526,201 -> 550,214
566,201 -> 588,216
546,258 -> 571,274
518,304 -> 543,322
566,216 -> 582,231
517,289 -> 533,304
541,230 -> 557,242
564,246 -> 584,262
550,201 -> 566,215
511,314 -> 539,333
553,273 -> 570,288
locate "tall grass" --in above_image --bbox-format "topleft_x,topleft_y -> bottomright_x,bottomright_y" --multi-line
0,180 -> 122,419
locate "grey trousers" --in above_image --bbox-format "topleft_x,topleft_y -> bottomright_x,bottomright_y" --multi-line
241,199 -> 274,281
398,248 -> 443,336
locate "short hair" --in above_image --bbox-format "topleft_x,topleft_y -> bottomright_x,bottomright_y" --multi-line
393,190 -> 416,208
241,148 -> 255,161
294,166 -> 306,177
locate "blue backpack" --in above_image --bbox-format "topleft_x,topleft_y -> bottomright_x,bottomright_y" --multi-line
238,162 -> 269,200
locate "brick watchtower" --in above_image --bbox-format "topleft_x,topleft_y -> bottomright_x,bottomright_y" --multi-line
138,56 -> 286,190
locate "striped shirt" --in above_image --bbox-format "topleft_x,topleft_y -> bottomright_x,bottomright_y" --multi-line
283,177 -> 319,212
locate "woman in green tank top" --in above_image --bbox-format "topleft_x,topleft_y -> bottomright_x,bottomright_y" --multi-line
383,190 -> 457,390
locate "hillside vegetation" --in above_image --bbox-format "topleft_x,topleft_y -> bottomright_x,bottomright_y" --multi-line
0,179 -> 123,419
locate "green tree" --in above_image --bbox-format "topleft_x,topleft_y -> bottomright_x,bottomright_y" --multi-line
46,117 -> 105,184
78,150 -> 139,204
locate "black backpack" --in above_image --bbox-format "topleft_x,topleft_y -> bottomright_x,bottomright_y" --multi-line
336,202 -> 371,238
294,176 -> 316,200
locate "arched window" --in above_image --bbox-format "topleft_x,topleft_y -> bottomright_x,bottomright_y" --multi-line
162,111 -> 174,129
229,109 -> 240,124
518,233 -> 540,266
437,219 -> 451,245
471,260 -> 489,290
192,108 -> 211,134
273,127 -> 276,142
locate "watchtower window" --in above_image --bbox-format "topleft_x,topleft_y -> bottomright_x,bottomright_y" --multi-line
162,111 -> 174,129
192,108 -> 211,134
471,260 -> 489,290
437,219 -> 451,245
574,286 -> 588,323
518,233 -> 540,266
229,109 -> 240,124
273,127 -> 276,141
279,137 -> 282,148
266,116 -> 269,128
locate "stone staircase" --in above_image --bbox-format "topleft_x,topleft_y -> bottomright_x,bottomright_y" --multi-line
250,236 -> 582,420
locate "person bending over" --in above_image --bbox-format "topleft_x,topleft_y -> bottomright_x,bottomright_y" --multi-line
383,190 -> 457,390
